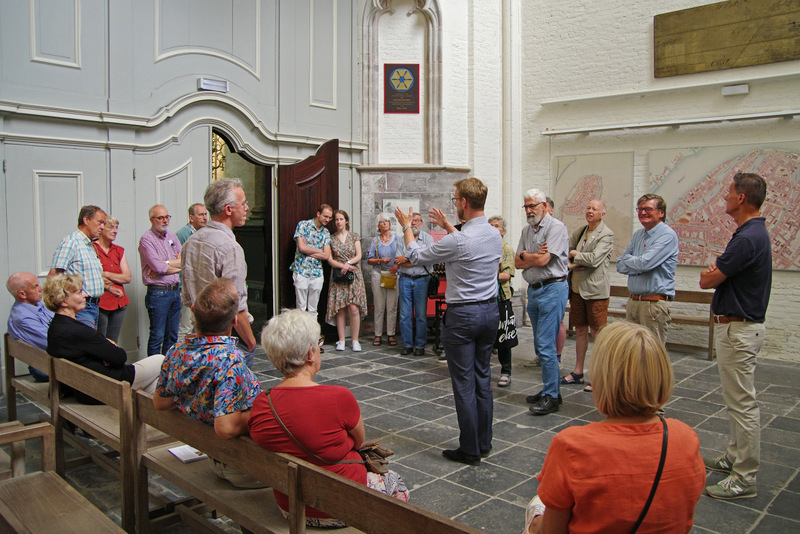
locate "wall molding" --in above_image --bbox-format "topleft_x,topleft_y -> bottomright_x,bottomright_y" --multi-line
32,170 -> 83,276
29,0 -> 81,69
309,0 -> 337,110
361,0 -> 442,165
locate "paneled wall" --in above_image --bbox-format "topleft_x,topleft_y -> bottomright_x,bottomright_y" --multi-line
0,0 -> 365,367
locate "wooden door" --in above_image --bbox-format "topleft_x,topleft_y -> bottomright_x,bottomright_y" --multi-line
277,140 -> 339,322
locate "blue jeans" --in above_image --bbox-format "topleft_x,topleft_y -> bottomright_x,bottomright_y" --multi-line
145,288 -> 181,356
98,305 -> 127,344
441,302 -> 498,457
398,275 -> 430,349
76,300 -> 100,329
527,281 -> 568,398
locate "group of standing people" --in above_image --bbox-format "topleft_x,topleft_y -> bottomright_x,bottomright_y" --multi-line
291,205 -> 436,356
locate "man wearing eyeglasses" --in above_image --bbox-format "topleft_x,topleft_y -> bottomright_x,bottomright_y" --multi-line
516,189 -> 569,416
139,204 -> 182,355
616,194 -> 678,345
395,178 -> 501,466
181,178 -> 257,368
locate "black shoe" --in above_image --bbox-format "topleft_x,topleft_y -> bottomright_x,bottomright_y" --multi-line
401,347 -> 413,355
442,448 -> 481,465
525,390 -> 563,404
529,395 -> 560,416
480,445 -> 492,458
413,348 -> 425,356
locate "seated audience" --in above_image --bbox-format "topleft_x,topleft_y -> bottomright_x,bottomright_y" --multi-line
526,321 -> 705,534
154,278 -> 264,488
249,308 -> 409,528
44,274 -> 163,403
6,272 -> 52,381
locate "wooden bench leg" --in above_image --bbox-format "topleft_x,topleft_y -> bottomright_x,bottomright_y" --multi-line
287,462 -> 306,534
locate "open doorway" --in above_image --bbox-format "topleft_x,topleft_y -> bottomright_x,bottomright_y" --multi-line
211,131 -> 273,333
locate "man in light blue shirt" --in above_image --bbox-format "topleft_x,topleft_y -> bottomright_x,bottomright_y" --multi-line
516,189 -> 569,416
395,213 -> 434,356
616,194 -> 679,344
6,272 -> 53,381
396,177 -> 501,466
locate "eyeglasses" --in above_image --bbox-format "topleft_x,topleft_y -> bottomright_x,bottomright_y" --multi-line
450,197 -> 462,205
229,201 -> 249,209
318,336 -> 325,348
151,215 -> 172,221
636,207 -> 656,214
523,202 -> 544,211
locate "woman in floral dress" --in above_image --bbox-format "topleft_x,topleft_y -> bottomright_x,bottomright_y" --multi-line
326,210 -> 367,352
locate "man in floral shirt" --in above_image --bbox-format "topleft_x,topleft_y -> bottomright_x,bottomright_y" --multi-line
154,278 -> 263,487
290,204 -> 333,319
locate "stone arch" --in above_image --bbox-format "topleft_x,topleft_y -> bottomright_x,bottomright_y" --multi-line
361,0 -> 442,165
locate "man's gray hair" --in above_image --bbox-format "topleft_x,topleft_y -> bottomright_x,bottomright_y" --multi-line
487,215 -> 506,231
188,203 -> 205,216
523,188 -> 547,204
260,309 -> 320,377
204,178 -> 243,217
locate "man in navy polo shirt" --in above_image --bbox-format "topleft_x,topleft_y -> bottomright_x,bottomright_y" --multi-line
700,172 -> 772,500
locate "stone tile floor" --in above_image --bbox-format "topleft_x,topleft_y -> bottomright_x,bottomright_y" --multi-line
2,325 -> 799,533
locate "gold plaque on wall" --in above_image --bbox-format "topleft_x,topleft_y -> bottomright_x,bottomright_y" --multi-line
654,0 -> 800,78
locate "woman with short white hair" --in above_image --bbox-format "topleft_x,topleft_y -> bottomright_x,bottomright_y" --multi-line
249,309 -> 409,528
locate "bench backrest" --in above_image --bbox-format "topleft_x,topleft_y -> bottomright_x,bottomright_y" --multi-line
4,335 -> 55,421
133,390 -> 480,534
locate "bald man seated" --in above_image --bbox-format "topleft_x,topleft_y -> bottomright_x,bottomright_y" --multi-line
6,272 -> 53,381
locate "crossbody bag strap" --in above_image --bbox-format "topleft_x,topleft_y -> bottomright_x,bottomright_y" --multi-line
266,391 -> 362,466
630,415 -> 669,534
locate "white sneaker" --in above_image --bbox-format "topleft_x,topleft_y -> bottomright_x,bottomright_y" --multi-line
352,341 -> 362,352
335,341 -> 346,351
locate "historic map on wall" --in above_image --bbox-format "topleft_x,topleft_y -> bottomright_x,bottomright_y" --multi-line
554,152 -> 634,259
649,143 -> 800,271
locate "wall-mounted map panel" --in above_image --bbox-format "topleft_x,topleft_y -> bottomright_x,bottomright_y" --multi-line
554,152 -> 634,260
649,143 -> 800,271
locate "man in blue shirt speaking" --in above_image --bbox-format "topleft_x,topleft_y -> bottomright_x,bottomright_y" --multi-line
395,178 -> 501,466
616,194 -> 679,345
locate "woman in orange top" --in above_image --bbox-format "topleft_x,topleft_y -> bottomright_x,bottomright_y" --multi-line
526,321 -> 705,534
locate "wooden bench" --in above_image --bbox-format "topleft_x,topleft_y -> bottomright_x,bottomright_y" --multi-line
133,390 -> 481,534
4,335 -> 174,533
4,335 -> 54,421
565,285 -> 716,360
0,421 -> 124,533
50,357 -> 174,533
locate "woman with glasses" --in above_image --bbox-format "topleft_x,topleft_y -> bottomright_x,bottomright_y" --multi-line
249,309 -> 409,528
93,215 -> 131,343
366,213 -> 399,346
44,274 -> 164,403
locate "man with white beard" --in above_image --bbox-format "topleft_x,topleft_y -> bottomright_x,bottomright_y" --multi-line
515,188 -> 569,416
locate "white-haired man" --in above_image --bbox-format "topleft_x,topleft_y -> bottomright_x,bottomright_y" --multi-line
516,189 -> 569,416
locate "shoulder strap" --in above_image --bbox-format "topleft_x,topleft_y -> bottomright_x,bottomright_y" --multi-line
266,391 -> 361,466
375,237 -> 381,260
630,416 -> 668,534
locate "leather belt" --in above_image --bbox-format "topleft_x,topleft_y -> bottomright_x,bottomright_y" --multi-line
713,315 -> 744,324
630,294 -> 671,302
529,276 -> 566,290
448,298 -> 497,308
147,284 -> 180,291
402,274 -> 429,280
85,296 -> 101,304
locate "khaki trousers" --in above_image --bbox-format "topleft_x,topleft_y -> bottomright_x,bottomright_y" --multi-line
715,321 -> 764,484
625,299 -> 670,345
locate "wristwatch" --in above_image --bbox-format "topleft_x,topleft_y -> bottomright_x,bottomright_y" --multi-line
402,225 -> 411,232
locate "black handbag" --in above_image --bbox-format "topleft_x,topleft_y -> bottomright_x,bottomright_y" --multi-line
425,263 -> 445,298
494,298 -> 519,349
332,269 -> 355,284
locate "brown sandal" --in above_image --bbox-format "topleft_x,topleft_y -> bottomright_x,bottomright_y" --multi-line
387,336 -> 397,346
373,336 -> 382,346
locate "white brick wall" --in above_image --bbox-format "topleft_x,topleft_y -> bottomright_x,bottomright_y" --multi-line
518,0 -> 800,360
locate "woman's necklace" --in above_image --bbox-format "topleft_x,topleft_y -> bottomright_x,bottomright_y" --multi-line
380,232 -> 392,244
